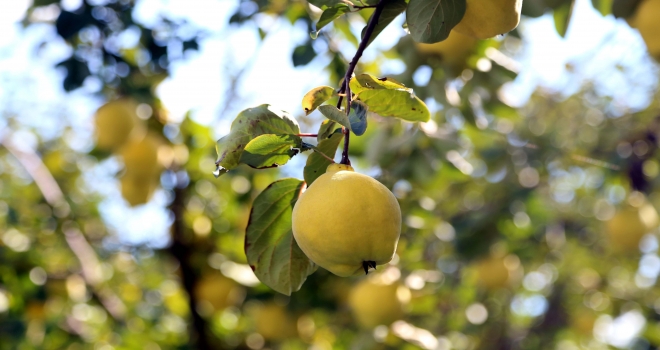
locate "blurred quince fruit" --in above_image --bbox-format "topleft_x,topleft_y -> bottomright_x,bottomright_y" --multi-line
94,98 -> 141,151
627,0 -> 660,60
415,30 -> 478,75
348,271 -> 410,328
473,255 -> 512,290
193,273 -> 243,312
606,200 -> 659,252
292,163 -> 402,277
119,132 -> 163,179
118,132 -> 164,206
252,303 -> 297,340
453,0 -> 523,39
120,175 -> 159,207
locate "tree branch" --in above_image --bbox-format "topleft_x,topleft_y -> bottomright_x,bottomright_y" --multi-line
336,0 -> 387,165
0,134 -> 127,321
167,176 -> 218,350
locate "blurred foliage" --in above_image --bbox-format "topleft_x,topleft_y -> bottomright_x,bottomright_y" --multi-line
2,0 -> 660,349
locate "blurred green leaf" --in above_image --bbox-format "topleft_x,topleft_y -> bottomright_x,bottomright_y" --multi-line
591,0 -> 612,16
553,0 -> 575,37
611,0 -> 642,18
316,4 -> 351,32
245,179 -> 316,295
292,41 -> 317,66
406,0 -> 466,43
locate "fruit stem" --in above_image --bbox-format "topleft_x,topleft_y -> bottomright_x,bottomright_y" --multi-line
336,0 -> 386,166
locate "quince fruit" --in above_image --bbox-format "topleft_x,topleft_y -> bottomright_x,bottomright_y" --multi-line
193,273 -> 243,312
292,163 -> 402,277
453,0 -> 523,39
119,132 -> 163,180
473,255 -> 511,290
252,303 -> 298,340
627,0 -> 660,61
348,272 -> 410,328
606,200 -> 659,252
94,98 -> 141,151
120,174 -> 158,206
415,30 -> 478,74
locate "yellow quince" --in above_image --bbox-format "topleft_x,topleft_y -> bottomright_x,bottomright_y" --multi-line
292,163 -> 402,277
607,200 -> 659,252
348,271 -> 411,328
94,98 -> 141,151
453,0 -> 523,39
628,0 -> 660,60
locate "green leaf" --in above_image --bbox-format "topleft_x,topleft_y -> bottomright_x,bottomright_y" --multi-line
304,131 -> 344,186
348,101 -> 368,136
215,105 -> 299,176
240,134 -> 303,169
316,4 -> 351,32
591,0 -> 612,16
319,105 -> 352,131
302,86 -> 336,115
360,0 -> 407,48
245,179 -> 315,295
406,0 -> 466,44
317,119 -> 340,142
553,0 -> 574,37
611,0 -> 642,18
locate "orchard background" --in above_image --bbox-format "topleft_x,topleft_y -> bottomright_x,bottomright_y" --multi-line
2,0 -> 660,349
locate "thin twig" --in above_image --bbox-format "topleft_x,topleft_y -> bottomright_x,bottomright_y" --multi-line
336,0 -> 387,165
297,133 -> 318,137
307,144 -> 336,163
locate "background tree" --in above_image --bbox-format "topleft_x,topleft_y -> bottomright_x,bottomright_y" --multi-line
1,0 -> 660,349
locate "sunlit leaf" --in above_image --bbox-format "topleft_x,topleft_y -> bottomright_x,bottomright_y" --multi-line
245,179 -> 316,295
215,105 -> 299,176
304,131 -> 344,185
240,134 -> 303,168
302,86 -> 336,115
349,74 -> 407,94
406,0 -> 466,43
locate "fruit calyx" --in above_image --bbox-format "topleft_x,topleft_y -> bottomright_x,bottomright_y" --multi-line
362,260 -> 377,274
